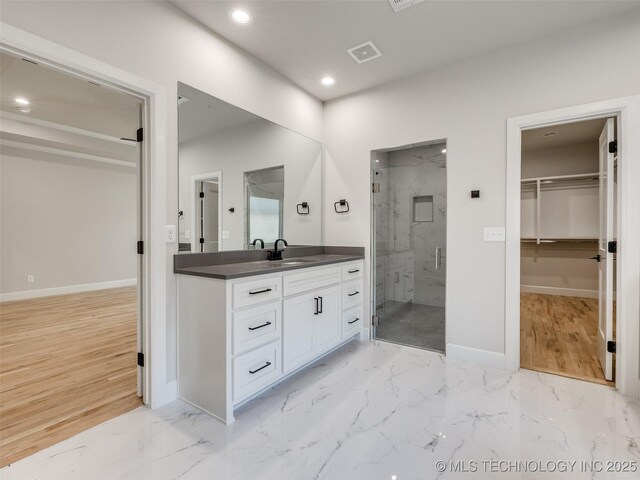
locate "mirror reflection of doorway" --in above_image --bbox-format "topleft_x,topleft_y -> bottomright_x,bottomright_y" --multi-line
192,172 -> 221,253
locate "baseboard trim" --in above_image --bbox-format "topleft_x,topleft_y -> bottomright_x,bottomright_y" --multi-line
520,285 -> 598,298
446,343 -> 506,370
0,278 -> 137,302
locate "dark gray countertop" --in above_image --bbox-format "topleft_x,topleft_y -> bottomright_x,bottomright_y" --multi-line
174,246 -> 365,280
174,254 -> 363,280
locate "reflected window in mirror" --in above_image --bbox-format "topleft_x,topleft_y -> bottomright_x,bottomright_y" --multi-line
244,167 -> 284,247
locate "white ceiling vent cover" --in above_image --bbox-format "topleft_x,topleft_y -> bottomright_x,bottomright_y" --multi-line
347,41 -> 382,64
387,0 -> 426,13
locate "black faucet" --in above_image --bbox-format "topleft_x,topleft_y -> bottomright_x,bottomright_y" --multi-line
268,238 -> 288,261
252,238 -> 265,250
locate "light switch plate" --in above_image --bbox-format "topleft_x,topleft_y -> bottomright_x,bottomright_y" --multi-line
165,225 -> 176,243
484,227 -> 505,242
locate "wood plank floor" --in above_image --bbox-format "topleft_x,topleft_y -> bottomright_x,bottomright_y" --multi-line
520,293 -> 613,386
0,287 -> 141,467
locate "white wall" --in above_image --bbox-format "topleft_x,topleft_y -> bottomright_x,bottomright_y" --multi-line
0,152 -> 136,297
0,1 -> 323,383
521,142 -> 598,178
323,11 -> 640,358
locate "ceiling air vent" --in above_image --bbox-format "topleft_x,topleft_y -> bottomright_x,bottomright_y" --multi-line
387,0 -> 426,13
347,41 -> 382,64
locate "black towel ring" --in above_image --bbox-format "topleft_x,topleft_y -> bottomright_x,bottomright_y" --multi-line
334,199 -> 350,214
297,202 -> 310,215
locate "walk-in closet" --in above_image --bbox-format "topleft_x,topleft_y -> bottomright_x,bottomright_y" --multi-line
520,118 -> 617,385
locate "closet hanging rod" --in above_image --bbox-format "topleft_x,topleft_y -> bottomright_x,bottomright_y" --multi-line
521,172 -> 599,183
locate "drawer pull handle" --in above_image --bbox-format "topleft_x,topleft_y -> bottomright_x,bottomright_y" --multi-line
248,321 -> 272,331
348,269 -> 360,273
348,317 -> 360,324
249,288 -> 272,295
249,362 -> 271,374
348,291 -> 359,297
314,297 -> 319,315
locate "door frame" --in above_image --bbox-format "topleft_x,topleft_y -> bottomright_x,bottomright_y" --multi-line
505,95 -> 640,398
190,171 -> 223,253
0,22 -> 173,407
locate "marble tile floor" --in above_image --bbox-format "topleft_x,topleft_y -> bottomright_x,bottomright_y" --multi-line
2,340 -> 639,480
377,302 -> 446,353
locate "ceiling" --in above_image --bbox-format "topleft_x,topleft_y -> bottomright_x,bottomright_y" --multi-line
178,82 -> 262,143
0,51 -> 142,166
522,118 -> 607,151
0,52 -> 141,138
171,0 -> 640,101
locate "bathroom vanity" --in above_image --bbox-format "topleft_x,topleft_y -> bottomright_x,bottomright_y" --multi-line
175,248 -> 364,423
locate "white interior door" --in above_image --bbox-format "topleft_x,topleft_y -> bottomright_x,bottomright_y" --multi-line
597,118 -> 615,381
201,181 -> 219,252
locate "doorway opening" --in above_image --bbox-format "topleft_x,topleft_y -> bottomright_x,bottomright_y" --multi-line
191,172 -> 222,253
519,117 -> 617,385
0,49 -> 144,465
371,140 -> 447,353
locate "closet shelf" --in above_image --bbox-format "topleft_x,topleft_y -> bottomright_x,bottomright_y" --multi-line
521,237 -> 598,243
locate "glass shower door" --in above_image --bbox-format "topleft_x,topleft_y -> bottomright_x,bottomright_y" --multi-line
371,141 -> 447,353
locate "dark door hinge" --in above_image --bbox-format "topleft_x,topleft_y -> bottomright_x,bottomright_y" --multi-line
607,341 -> 616,354
136,127 -> 143,142
137,240 -> 144,255
608,241 -> 617,254
137,352 -> 145,367
608,140 -> 617,154
199,191 -> 205,198
199,238 -> 205,244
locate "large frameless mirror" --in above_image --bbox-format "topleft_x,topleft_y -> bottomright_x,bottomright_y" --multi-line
177,82 -> 322,252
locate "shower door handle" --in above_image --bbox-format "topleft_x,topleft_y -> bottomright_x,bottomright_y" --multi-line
435,247 -> 442,271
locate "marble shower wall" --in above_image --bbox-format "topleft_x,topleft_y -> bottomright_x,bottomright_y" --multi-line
375,144 -> 447,307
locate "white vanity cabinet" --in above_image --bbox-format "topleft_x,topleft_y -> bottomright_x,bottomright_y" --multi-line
178,259 -> 363,424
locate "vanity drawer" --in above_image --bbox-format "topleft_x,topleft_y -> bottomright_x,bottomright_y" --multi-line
233,340 -> 281,403
342,304 -> 363,339
342,278 -> 363,311
233,276 -> 282,309
341,261 -> 363,281
283,266 -> 341,297
233,301 -> 281,355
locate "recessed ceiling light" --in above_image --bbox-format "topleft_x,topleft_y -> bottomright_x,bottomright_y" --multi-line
321,76 -> 335,86
230,9 -> 251,24
15,97 -> 30,105
441,148 -> 447,153
543,131 -> 558,137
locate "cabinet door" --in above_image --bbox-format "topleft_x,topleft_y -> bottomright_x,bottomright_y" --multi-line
283,292 -> 316,373
314,286 -> 341,353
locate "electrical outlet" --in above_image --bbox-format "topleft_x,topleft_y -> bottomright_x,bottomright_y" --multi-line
165,225 -> 176,243
483,227 -> 506,242
27,275 -> 34,283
